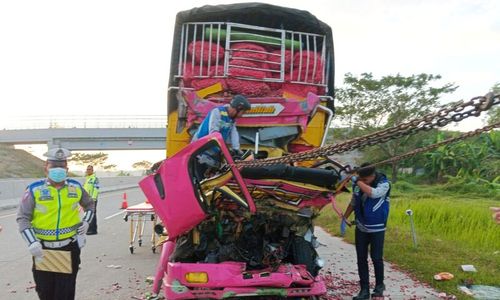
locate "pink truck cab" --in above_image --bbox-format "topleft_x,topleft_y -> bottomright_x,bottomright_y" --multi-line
140,133 -> 344,299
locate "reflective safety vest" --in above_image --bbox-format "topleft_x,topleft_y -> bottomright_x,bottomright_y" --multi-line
84,174 -> 99,200
30,179 -> 83,241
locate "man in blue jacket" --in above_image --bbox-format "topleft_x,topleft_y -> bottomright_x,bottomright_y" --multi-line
192,94 -> 251,152
343,163 -> 391,300
191,95 -> 251,174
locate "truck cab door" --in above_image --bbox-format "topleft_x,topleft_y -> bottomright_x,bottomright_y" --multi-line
139,132 -> 255,239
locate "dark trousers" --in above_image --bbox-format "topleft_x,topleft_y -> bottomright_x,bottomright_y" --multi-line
355,228 -> 385,289
33,241 -> 81,300
88,200 -> 98,233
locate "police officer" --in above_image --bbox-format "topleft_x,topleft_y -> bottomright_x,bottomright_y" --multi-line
16,147 -> 94,300
191,94 -> 251,154
342,163 -> 391,300
84,165 -> 99,235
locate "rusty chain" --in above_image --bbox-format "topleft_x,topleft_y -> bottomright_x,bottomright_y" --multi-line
236,93 -> 499,168
365,120 -> 500,170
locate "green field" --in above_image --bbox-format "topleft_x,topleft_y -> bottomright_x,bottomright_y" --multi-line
316,182 -> 500,299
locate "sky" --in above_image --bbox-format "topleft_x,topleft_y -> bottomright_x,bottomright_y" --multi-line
1,0 -> 499,170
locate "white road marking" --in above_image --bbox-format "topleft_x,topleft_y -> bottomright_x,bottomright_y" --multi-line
0,213 -> 16,219
104,210 -> 126,220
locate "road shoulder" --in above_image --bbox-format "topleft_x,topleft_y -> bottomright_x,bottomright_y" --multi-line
315,227 -> 440,299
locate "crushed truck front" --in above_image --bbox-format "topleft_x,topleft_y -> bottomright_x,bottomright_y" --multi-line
140,3 -> 348,299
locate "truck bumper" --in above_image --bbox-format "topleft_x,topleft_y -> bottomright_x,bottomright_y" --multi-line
163,261 -> 326,299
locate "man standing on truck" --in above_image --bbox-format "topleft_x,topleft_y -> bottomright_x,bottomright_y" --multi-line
191,94 -> 251,157
342,163 -> 391,300
84,165 -> 99,235
16,147 -> 94,300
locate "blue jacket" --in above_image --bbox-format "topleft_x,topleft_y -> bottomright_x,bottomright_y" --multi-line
192,106 -> 240,149
353,173 -> 391,233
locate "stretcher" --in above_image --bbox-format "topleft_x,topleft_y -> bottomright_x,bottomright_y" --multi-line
123,202 -> 158,254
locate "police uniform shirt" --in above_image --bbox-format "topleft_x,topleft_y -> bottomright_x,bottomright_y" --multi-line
16,180 -> 95,233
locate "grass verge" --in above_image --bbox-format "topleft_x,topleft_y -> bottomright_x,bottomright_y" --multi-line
315,181 -> 500,299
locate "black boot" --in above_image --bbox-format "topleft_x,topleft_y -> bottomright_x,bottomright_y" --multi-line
353,287 -> 370,300
372,283 -> 385,297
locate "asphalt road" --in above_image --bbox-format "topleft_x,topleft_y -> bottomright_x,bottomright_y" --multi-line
0,187 -> 440,300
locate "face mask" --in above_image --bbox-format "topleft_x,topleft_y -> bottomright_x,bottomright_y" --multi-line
48,167 -> 67,183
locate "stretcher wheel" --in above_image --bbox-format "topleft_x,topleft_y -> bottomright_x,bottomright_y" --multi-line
129,246 -> 134,254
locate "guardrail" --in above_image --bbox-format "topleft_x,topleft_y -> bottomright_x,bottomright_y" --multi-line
0,115 -> 167,130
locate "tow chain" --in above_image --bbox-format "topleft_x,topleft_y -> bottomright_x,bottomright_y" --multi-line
367,120 -> 500,170
236,92 -> 499,168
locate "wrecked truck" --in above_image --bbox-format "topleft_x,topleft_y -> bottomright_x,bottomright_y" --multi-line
140,3 -> 347,299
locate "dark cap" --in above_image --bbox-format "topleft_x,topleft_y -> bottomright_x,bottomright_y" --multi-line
230,95 -> 251,111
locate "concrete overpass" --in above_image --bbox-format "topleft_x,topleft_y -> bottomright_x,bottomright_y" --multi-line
0,115 -> 167,150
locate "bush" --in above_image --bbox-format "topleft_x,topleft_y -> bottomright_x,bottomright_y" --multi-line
439,175 -> 500,200
392,180 -> 416,192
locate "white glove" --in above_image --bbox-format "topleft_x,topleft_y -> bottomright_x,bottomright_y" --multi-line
28,241 -> 44,259
78,221 -> 89,235
77,234 -> 86,249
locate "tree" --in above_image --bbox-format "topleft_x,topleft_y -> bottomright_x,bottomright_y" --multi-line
70,152 -> 115,170
117,170 -> 130,176
336,73 -> 458,181
487,82 -> 500,125
102,164 -> 117,170
132,160 -> 152,170
424,131 -> 499,182
132,160 -> 152,174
